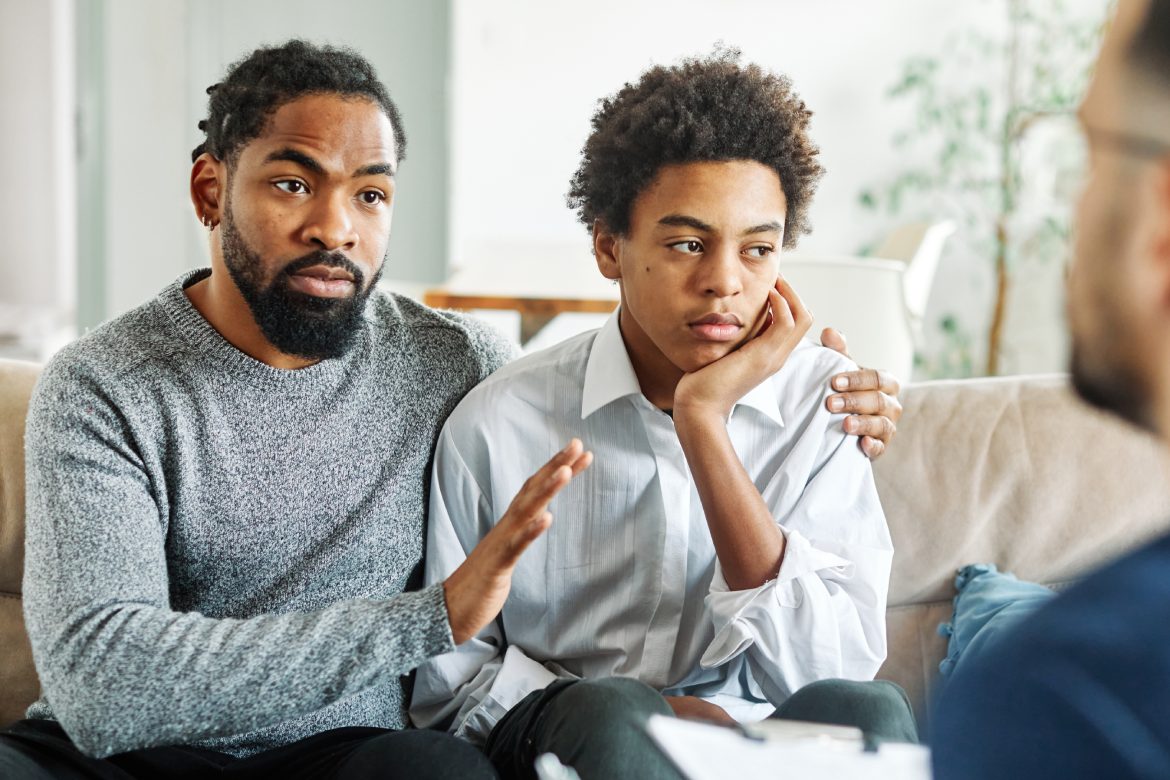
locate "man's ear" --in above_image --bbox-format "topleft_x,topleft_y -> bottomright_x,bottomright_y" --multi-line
190,152 -> 225,229
593,220 -> 623,281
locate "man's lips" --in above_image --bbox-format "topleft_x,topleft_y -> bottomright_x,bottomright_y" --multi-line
689,312 -> 744,342
287,265 -> 357,298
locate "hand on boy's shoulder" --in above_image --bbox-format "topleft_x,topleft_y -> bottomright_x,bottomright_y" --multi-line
819,327 -> 902,460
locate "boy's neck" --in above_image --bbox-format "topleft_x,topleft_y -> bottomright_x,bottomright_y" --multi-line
617,308 -> 683,411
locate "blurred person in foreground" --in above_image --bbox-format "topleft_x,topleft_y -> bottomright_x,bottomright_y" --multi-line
932,1 -> 1170,777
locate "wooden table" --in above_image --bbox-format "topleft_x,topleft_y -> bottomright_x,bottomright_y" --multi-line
423,248 -> 620,343
422,290 -> 617,342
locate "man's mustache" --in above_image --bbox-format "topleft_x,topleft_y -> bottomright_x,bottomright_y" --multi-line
280,252 -> 366,289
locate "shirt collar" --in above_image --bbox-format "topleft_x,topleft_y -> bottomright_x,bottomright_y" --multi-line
581,311 -> 643,419
581,310 -> 785,428
734,376 -> 785,428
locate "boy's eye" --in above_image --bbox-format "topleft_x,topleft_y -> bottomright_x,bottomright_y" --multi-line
745,246 -> 774,258
668,240 -> 704,254
275,180 -> 307,194
359,191 -> 385,205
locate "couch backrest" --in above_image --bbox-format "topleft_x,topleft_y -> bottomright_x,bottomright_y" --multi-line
3,368 -> 1168,732
873,374 -> 1170,730
0,359 -> 42,726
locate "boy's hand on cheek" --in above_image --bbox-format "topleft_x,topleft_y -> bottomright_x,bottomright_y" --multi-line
673,277 -> 812,424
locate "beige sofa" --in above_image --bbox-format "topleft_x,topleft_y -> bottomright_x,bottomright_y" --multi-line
2,359 -> 1169,733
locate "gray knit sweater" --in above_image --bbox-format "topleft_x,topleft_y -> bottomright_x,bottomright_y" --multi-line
21,268 -> 515,758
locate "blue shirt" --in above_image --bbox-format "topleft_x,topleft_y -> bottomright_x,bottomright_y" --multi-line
931,531 -> 1170,779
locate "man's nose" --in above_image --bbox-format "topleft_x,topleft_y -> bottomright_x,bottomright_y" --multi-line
700,246 -> 743,298
301,192 -> 358,252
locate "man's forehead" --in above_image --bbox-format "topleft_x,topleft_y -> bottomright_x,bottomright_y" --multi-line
249,93 -> 397,170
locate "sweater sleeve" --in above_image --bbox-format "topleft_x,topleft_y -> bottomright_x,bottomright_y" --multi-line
20,360 -> 456,758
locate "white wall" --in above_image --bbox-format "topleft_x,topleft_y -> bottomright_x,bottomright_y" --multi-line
85,0 -> 452,326
0,0 -> 75,353
448,0 -> 1101,377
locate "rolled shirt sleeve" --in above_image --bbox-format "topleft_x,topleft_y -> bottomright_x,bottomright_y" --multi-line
700,407 -> 893,706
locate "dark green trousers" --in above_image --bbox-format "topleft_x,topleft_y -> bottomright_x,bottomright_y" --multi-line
484,677 -> 918,780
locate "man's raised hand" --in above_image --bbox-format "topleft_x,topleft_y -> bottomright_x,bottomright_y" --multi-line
443,439 -> 592,645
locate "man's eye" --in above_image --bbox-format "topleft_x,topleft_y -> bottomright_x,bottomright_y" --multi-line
275,180 -> 307,194
745,246 -> 774,258
359,191 -> 386,205
668,240 -> 703,254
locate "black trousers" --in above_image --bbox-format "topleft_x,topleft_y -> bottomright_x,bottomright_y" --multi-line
484,677 -> 920,780
0,719 -> 497,780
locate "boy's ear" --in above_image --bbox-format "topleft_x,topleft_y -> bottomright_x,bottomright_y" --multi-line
190,152 -> 225,229
593,220 -> 623,281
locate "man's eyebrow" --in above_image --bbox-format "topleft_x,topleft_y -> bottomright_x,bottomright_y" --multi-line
263,148 -> 325,175
741,221 -> 784,236
657,214 -> 714,232
354,162 -> 395,178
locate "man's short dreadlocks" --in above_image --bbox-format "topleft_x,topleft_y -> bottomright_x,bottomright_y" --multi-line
567,49 -> 823,248
190,39 -> 406,166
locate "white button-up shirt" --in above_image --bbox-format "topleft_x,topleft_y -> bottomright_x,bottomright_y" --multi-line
410,313 -> 892,744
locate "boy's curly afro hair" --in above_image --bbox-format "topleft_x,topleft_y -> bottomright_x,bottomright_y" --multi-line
567,48 -> 823,248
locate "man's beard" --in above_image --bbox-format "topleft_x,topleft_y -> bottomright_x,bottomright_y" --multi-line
1067,175 -> 1158,435
219,207 -> 382,361
1070,339 -> 1157,434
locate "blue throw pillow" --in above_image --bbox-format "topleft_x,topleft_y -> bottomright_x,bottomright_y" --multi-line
937,563 -> 1055,680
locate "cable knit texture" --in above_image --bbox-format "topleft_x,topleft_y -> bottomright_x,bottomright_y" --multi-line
21,268 -> 515,758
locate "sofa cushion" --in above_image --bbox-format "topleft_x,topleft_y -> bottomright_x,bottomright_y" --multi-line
937,564 -> 1054,680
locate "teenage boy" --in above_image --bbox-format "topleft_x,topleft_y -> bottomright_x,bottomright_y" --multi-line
412,52 -> 916,780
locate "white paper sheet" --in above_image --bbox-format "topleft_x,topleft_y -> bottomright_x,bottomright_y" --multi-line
645,715 -> 933,780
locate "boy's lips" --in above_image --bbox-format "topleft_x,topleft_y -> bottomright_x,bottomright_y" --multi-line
689,313 -> 743,342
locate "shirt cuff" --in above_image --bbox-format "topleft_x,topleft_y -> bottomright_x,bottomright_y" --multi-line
700,529 -> 852,668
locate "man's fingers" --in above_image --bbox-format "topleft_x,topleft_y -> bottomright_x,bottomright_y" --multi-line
522,440 -> 583,493
826,389 -> 895,416
821,327 -> 851,358
860,436 -> 886,460
843,413 -> 897,444
504,511 -> 553,559
568,450 -> 593,476
506,441 -> 593,527
519,464 -> 573,514
831,367 -> 901,396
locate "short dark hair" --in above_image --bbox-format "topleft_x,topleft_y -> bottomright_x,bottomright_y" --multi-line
1128,0 -> 1170,77
191,39 -> 406,166
567,49 -> 823,248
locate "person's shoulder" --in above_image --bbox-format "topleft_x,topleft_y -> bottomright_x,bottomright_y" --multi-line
780,338 -> 858,387
759,338 -> 855,420
366,292 -> 519,379
448,329 -> 596,421
1028,532 -> 1170,641
36,297 -> 179,401
932,533 -> 1170,778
